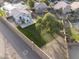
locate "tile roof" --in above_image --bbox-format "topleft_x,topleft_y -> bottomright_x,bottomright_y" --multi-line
71,2 -> 79,10
53,1 -> 68,10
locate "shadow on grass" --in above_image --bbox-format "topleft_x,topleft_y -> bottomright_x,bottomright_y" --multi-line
17,24 -> 46,47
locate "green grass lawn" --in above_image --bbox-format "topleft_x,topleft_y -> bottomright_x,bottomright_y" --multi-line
71,27 -> 79,41
17,24 -> 48,47
17,24 -> 55,47
67,26 -> 79,41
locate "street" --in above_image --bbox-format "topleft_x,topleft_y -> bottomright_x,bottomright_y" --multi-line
69,45 -> 79,59
0,21 -> 41,59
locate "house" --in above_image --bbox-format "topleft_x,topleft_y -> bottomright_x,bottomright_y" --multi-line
53,1 -> 71,14
1,2 -> 15,17
34,2 -> 48,13
70,2 -> 79,11
1,2 -> 29,17
1,2 -> 34,28
70,2 -> 79,19
11,9 -> 34,28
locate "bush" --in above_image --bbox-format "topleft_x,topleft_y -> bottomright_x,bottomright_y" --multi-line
40,0 -> 49,5
36,13 -> 63,35
0,9 -> 6,16
27,0 -> 34,8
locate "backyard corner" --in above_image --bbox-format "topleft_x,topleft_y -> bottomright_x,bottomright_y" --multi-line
17,24 -> 46,47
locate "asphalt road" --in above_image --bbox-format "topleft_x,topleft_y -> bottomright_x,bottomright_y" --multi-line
0,21 -> 41,59
69,45 -> 79,59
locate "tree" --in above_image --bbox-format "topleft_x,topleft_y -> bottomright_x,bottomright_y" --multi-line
0,9 -> 6,16
27,0 -> 34,8
36,13 -> 63,35
40,0 -> 49,5
35,16 -> 42,31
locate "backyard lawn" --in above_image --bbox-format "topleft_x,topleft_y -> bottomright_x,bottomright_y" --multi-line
17,24 -> 54,47
17,24 -> 45,47
17,24 -> 60,47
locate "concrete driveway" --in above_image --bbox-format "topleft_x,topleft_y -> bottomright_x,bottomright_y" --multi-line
0,21 -> 41,59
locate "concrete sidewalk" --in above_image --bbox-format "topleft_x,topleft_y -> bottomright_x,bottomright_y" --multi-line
0,32 -> 5,59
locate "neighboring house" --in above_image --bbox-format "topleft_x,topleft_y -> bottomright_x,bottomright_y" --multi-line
70,2 -> 79,19
53,1 -> 71,14
70,2 -> 79,11
2,2 -> 15,17
34,2 -> 48,13
1,2 -> 29,17
0,0 -> 4,6
1,2 -> 34,28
